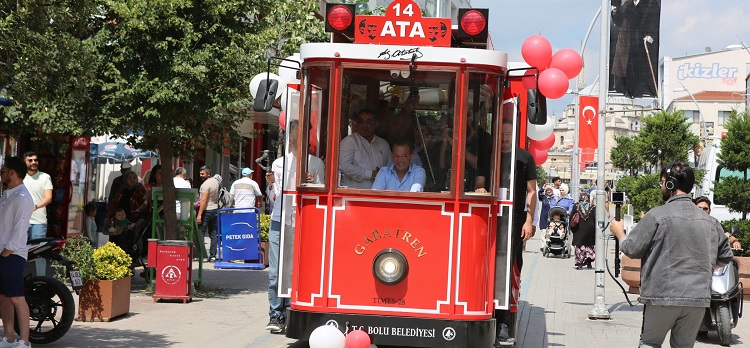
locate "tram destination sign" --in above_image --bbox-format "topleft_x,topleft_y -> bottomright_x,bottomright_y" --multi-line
354,0 -> 451,47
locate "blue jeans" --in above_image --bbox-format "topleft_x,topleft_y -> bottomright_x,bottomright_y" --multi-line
201,210 -> 218,259
27,224 -> 48,240
268,220 -> 289,318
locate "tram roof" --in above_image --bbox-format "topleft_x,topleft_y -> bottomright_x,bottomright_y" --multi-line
300,42 -> 508,69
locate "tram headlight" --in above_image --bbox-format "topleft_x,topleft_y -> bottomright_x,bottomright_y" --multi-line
390,70 -> 401,79
372,248 -> 408,285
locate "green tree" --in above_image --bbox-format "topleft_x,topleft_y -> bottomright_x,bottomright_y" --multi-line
636,110 -> 699,167
610,135 -> 642,176
94,0 -> 326,239
611,110 -> 699,218
0,1 -> 105,135
715,110 -> 750,220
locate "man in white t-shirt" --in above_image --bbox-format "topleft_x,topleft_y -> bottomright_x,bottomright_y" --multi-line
23,151 -> 53,240
173,167 -> 192,219
230,168 -> 262,213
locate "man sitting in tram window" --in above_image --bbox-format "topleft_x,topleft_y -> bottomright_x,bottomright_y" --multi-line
372,139 -> 426,192
339,108 -> 391,189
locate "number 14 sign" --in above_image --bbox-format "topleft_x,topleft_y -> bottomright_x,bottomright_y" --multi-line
354,0 -> 451,47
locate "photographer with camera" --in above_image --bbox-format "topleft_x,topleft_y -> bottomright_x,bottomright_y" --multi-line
610,162 -> 733,347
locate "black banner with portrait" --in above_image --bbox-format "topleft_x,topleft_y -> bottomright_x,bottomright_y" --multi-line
609,0 -> 661,99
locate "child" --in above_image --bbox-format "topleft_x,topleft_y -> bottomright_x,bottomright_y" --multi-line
107,208 -> 135,236
84,203 -> 98,246
546,212 -> 566,238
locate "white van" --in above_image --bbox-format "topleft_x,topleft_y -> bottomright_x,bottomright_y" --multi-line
694,141 -> 746,222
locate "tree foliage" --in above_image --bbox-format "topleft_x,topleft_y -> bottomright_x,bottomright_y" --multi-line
610,135 -> 642,176
2,0 -> 327,239
611,110 -> 699,218
0,0 -> 105,135
635,110 -> 699,167
715,110 -> 750,220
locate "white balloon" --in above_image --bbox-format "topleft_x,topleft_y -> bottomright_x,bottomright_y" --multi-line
527,116 -> 555,141
249,72 -> 287,100
278,53 -> 302,83
309,324 -> 345,348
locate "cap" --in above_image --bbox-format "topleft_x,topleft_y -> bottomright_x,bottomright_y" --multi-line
121,162 -> 132,169
241,167 -> 253,176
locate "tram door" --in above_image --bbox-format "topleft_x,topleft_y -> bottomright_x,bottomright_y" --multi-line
277,66 -> 331,298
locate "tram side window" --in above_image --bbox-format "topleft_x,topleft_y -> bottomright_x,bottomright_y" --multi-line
464,72 -> 499,195
338,67 -> 455,192
300,66 -> 330,188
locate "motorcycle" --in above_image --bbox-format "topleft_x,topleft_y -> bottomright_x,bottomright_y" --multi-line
16,238 -> 84,344
699,226 -> 744,346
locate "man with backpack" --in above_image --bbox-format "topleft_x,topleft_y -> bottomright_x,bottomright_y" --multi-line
196,166 -> 221,262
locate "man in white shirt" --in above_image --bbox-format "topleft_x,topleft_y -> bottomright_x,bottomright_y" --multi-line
230,168 -> 262,213
0,156 -> 35,348
173,167 -> 192,219
339,109 -> 391,189
23,151 -> 53,240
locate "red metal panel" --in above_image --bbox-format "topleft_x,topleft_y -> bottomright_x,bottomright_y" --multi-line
153,241 -> 193,302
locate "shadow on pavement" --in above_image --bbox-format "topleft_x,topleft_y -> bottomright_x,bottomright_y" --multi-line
516,300 -> 555,347
30,326 -> 172,348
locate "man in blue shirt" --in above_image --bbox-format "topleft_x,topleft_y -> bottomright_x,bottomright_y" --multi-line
372,139 -> 426,192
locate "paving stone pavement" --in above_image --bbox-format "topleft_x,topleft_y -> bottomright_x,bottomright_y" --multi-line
514,236 -> 748,348
11,235 -> 746,347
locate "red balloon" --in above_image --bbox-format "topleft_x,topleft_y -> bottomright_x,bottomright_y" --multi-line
522,69 -> 536,90
529,132 -> 555,151
279,112 -> 286,131
521,35 -> 552,69
549,48 -> 583,79
538,68 -> 569,99
345,330 -> 371,348
529,145 -> 548,166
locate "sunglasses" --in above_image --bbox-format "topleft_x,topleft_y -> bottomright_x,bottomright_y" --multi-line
27,159 -> 38,162
356,118 -> 376,126
700,206 -> 710,212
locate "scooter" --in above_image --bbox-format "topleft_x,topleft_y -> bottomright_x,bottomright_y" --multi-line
17,238 -> 84,344
699,226 -> 744,346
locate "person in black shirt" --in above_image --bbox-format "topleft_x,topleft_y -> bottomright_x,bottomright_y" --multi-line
495,119 -> 537,345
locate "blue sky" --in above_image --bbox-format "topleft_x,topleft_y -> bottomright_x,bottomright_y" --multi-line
470,0 -> 750,116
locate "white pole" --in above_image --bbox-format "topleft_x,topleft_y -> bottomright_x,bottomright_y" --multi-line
590,0 -> 611,320
573,7 -> 601,197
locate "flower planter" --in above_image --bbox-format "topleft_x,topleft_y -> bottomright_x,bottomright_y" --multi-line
77,277 -> 131,322
261,241 -> 269,267
736,256 -> 750,301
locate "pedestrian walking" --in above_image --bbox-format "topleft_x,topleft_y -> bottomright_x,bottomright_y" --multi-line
570,191 -> 595,270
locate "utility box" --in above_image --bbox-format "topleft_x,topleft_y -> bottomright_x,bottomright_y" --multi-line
149,240 -> 193,303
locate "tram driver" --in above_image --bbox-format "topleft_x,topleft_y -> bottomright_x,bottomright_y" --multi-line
339,108 -> 392,189
372,139 -> 426,192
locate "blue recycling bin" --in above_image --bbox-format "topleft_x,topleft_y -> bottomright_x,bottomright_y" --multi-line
215,207 -> 264,270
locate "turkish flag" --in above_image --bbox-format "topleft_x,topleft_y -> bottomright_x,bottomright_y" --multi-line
578,96 -> 598,149
580,148 -> 595,171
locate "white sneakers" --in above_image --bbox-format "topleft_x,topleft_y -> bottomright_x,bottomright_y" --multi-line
0,338 -> 30,348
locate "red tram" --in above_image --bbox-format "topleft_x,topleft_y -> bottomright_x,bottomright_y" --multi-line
260,1 -> 545,346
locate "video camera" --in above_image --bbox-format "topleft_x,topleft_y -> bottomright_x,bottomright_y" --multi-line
611,191 -> 626,205
255,150 -> 276,171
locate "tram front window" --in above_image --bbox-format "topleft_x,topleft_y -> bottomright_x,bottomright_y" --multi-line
338,67 -> 455,193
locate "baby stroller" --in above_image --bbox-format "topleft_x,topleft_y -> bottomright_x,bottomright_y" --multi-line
104,217 -> 151,281
542,206 -> 571,258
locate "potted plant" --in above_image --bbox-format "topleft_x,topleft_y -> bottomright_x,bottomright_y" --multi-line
75,241 -> 133,322
260,214 -> 270,267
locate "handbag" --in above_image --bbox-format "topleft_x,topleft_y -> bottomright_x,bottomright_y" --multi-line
570,212 -> 580,227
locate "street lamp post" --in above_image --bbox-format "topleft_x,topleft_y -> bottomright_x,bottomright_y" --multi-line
572,6 -> 602,198
674,81 -> 708,146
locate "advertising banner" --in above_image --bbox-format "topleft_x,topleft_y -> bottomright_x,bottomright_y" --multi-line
609,0 -> 661,98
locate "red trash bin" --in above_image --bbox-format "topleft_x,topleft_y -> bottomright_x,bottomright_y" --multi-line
151,240 -> 193,303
